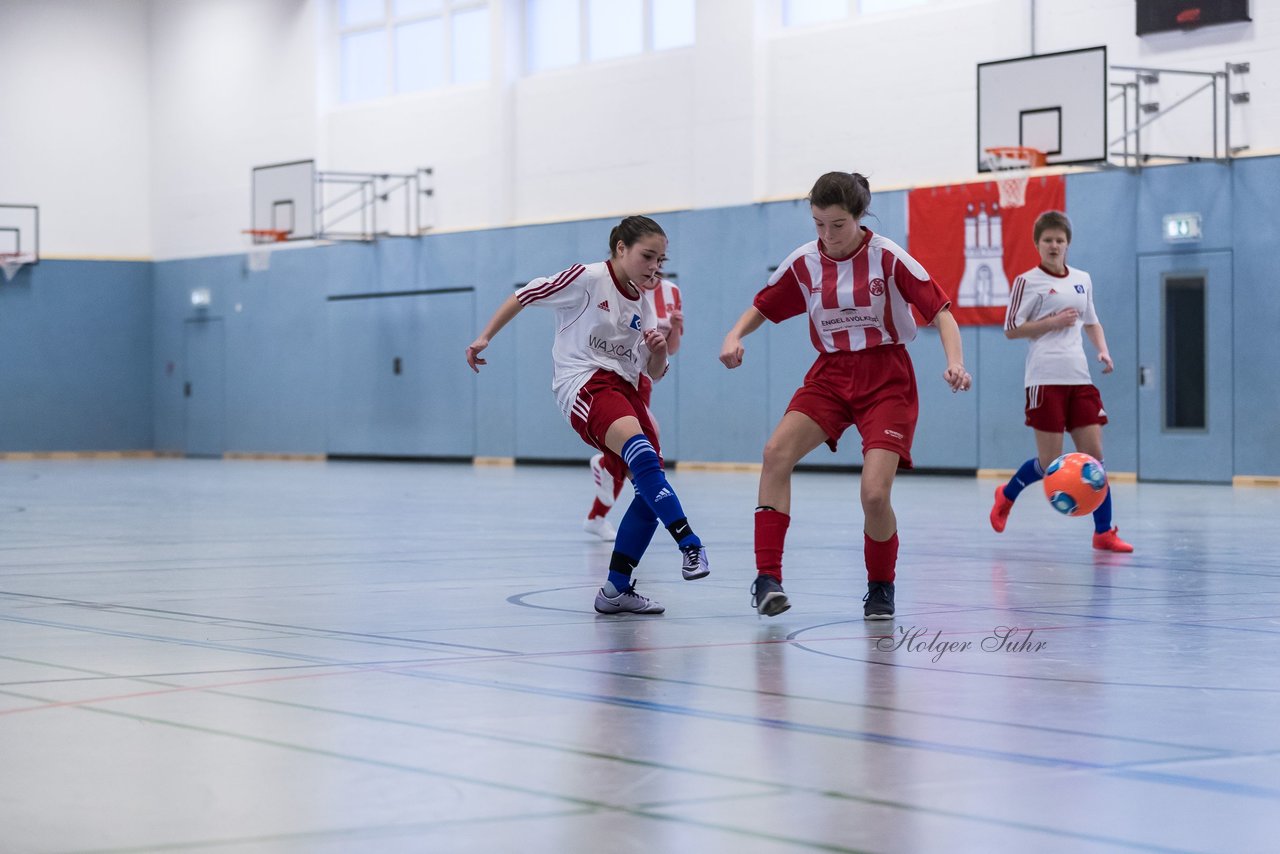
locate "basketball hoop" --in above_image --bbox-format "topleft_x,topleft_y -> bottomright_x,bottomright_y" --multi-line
982,146 -> 1047,209
241,228 -> 289,273
241,228 -> 290,244
0,252 -> 35,282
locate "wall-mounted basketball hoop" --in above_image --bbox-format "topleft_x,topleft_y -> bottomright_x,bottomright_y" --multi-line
982,146 -> 1047,208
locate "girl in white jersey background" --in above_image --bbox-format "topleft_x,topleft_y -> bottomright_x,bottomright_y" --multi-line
466,216 -> 711,615
990,211 -> 1134,553
720,172 -> 972,620
584,267 -> 684,541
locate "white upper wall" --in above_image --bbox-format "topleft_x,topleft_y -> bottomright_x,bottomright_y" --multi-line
149,0 -> 319,260
0,0 -> 151,259
3,0 -> 1277,259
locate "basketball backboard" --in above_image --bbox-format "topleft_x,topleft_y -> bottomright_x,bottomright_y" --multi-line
977,46 -> 1108,171
0,204 -> 39,262
251,160 -> 316,241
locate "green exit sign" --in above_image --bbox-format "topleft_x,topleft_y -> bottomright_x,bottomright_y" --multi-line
1163,213 -> 1202,243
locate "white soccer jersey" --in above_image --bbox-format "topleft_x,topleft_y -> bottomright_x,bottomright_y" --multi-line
754,231 -> 950,353
1005,264 -> 1100,386
644,278 -> 681,338
516,260 -> 657,421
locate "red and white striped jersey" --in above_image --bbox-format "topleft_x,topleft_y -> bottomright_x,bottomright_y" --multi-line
516,260 -> 657,421
1005,264 -> 1099,387
644,278 -> 681,338
754,230 -> 950,353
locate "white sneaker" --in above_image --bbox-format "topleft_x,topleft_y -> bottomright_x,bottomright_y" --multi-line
680,544 -> 710,580
590,453 -> 617,507
594,585 -> 665,614
583,515 -> 616,541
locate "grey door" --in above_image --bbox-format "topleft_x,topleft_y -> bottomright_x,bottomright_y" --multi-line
1136,251 -> 1232,483
183,317 -> 225,457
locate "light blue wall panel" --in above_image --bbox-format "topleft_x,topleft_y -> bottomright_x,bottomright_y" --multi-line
228,247 -> 330,453
0,260 -> 152,451
1231,157 -> 1280,476
1137,162 -> 1234,254
509,222 -> 591,460
1065,169 -> 1140,473
673,205 -> 774,464
974,322 -> 1027,467
16,157 -> 1275,477
326,290 -> 475,457
437,229 -> 517,460
911,326 -> 980,469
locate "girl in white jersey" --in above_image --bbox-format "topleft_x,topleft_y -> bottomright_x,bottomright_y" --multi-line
584,268 -> 684,541
989,211 -> 1133,552
466,216 -> 711,615
720,172 -> 972,620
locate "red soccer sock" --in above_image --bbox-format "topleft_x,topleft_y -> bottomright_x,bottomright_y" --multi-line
603,455 -> 626,501
754,508 -> 791,581
865,531 -> 899,583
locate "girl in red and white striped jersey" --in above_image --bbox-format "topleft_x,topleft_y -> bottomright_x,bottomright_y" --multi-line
584,267 -> 685,541
720,172 -> 972,620
989,210 -> 1132,552
467,216 -> 710,615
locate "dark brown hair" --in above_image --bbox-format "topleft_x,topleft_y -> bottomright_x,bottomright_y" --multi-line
808,172 -> 872,219
609,216 -> 666,257
1033,210 -> 1072,243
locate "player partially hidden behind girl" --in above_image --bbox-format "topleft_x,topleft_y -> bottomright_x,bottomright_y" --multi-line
720,172 -> 972,619
466,216 -> 710,615
583,263 -> 684,541
989,210 -> 1133,552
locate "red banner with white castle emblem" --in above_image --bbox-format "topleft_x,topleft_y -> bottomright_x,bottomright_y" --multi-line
907,175 -> 1065,325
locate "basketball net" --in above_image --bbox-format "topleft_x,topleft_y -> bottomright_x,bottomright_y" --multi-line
241,229 -> 288,273
982,147 -> 1047,209
0,253 -> 34,282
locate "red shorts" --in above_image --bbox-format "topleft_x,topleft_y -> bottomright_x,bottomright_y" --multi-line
569,369 -> 661,471
1024,384 -> 1109,432
786,345 -> 919,469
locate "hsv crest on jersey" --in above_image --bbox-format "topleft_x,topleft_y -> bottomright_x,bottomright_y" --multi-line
597,300 -> 609,311
629,314 -> 642,330
1075,284 -> 1086,293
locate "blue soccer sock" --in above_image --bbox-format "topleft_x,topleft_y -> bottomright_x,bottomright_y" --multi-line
1092,465 -> 1114,533
621,434 -> 701,548
605,495 -> 661,594
1003,457 -> 1045,502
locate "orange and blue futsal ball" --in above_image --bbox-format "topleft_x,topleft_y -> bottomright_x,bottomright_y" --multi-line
1043,453 -> 1109,516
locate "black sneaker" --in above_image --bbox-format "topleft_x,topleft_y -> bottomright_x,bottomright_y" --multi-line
750,575 -> 790,617
863,582 -> 895,620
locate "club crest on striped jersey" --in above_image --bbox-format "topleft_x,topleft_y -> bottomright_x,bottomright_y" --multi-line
869,278 -> 886,296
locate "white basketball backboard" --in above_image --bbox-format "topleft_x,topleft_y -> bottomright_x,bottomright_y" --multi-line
977,46 -> 1108,170
251,160 -> 316,240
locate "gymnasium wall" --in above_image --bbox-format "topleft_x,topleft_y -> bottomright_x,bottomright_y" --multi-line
0,0 -> 151,259
3,0 -> 1278,259
115,157 -> 1279,479
0,260 -> 153,451
1,0 -> 1277,478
